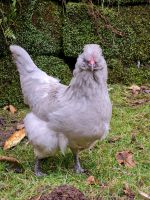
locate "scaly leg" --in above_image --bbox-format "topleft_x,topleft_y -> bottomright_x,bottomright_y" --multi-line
72,151 -> 84,173
34,157 -> 47,177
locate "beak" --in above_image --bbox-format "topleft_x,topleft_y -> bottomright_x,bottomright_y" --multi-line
88,60 -> 96,71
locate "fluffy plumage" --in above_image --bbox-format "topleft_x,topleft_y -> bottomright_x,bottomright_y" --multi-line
10,44 -> 112,176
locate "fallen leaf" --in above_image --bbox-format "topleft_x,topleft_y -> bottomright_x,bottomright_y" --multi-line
28,195 -> 42,200
115,151 -> 136,168
128,84 -> 141,95
0,128 -> 16,147
0,156 -> 23,173
140,85 -> 150,94
95,197 -> 103,200
140,85 -> 148,90
131,132 -> 137,143
142,89 -> 150,94
132,99 -> 150,106
9,105 -> 17,114
138,190 -> 150,199
99,182 -> 108,189
0,155 -> 20,163
3,128 -> 26,150
86,175 -> 99,185
107,136 -> 122,143
123,183 -> 135,199
135,144 -> 144,150
3,105 -> 9,110
3,105 -> 17,114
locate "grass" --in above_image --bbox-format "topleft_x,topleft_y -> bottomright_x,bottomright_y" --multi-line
0,84 -> 150,200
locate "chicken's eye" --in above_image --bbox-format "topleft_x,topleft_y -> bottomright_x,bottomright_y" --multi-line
83,58 -> 88,63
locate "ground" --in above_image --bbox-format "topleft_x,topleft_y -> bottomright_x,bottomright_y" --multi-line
0,84 -> 149,200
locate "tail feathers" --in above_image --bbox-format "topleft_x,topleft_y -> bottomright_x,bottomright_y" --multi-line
10,45 -> 37,74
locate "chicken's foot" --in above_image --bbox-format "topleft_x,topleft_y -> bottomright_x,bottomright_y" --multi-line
34,157 -> 47,177
72,152 -> 84,173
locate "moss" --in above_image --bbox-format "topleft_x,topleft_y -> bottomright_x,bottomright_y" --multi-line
0,56 -> 71,108
13,0 -> 63,55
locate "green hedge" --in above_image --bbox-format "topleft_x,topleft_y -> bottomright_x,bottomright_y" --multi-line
0,56 -> 72,107
63,3 -> 150,84
63,3 -> 99,57
89,0 -> 149,5
108,59 -> 150,85
0,1 -> 63,56
63,3 -> 150,64
57,0 -> 149,5
0,1 -> 149,108
34,56 -> 72,85
15,1 -> 63,55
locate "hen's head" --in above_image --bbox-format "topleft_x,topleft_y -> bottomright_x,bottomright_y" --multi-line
75,44 -> 105,72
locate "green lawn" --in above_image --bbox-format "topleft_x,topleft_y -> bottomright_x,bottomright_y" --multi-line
0,84 -> 149,200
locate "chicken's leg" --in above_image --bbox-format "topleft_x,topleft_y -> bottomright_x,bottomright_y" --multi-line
34,157 -> 47,177
72,151 -> 84,173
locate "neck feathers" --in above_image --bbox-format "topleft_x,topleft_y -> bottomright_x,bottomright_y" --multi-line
66,70 -> 106,100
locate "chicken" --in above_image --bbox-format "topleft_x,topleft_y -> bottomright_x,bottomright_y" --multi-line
10,44 -> 112,176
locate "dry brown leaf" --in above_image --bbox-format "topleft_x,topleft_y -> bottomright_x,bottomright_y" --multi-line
28,195 -> 42,200
142,89 -> 150,94
132,99 -> 150,106
3,105 -> 9,111
115,151 -> 136,168
128,84 -> 141,95
0,155 -> 20,163
138,190 -> 150,199
86,175 -> 99,185
0,155 -> 24,173
140,85 -> 148,90
107,136 -> 122,143
3,128 -> 26,150
86,176 -> 95,185
9,105 -> 17,114
140,85 -> 150,94
131,132 -> 138,143
99,183 -> 108,189
123,183 -> 135,199
135,144 -> 144,150
3,105 -> 17,114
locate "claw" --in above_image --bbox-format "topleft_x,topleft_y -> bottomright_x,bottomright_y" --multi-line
35,171 -> 47,177
74,165 -> 85,174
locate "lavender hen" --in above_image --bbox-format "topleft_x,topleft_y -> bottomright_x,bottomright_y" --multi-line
10,44 -> 112,176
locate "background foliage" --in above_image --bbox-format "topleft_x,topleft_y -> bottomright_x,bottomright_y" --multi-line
0,0 -> 150,106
